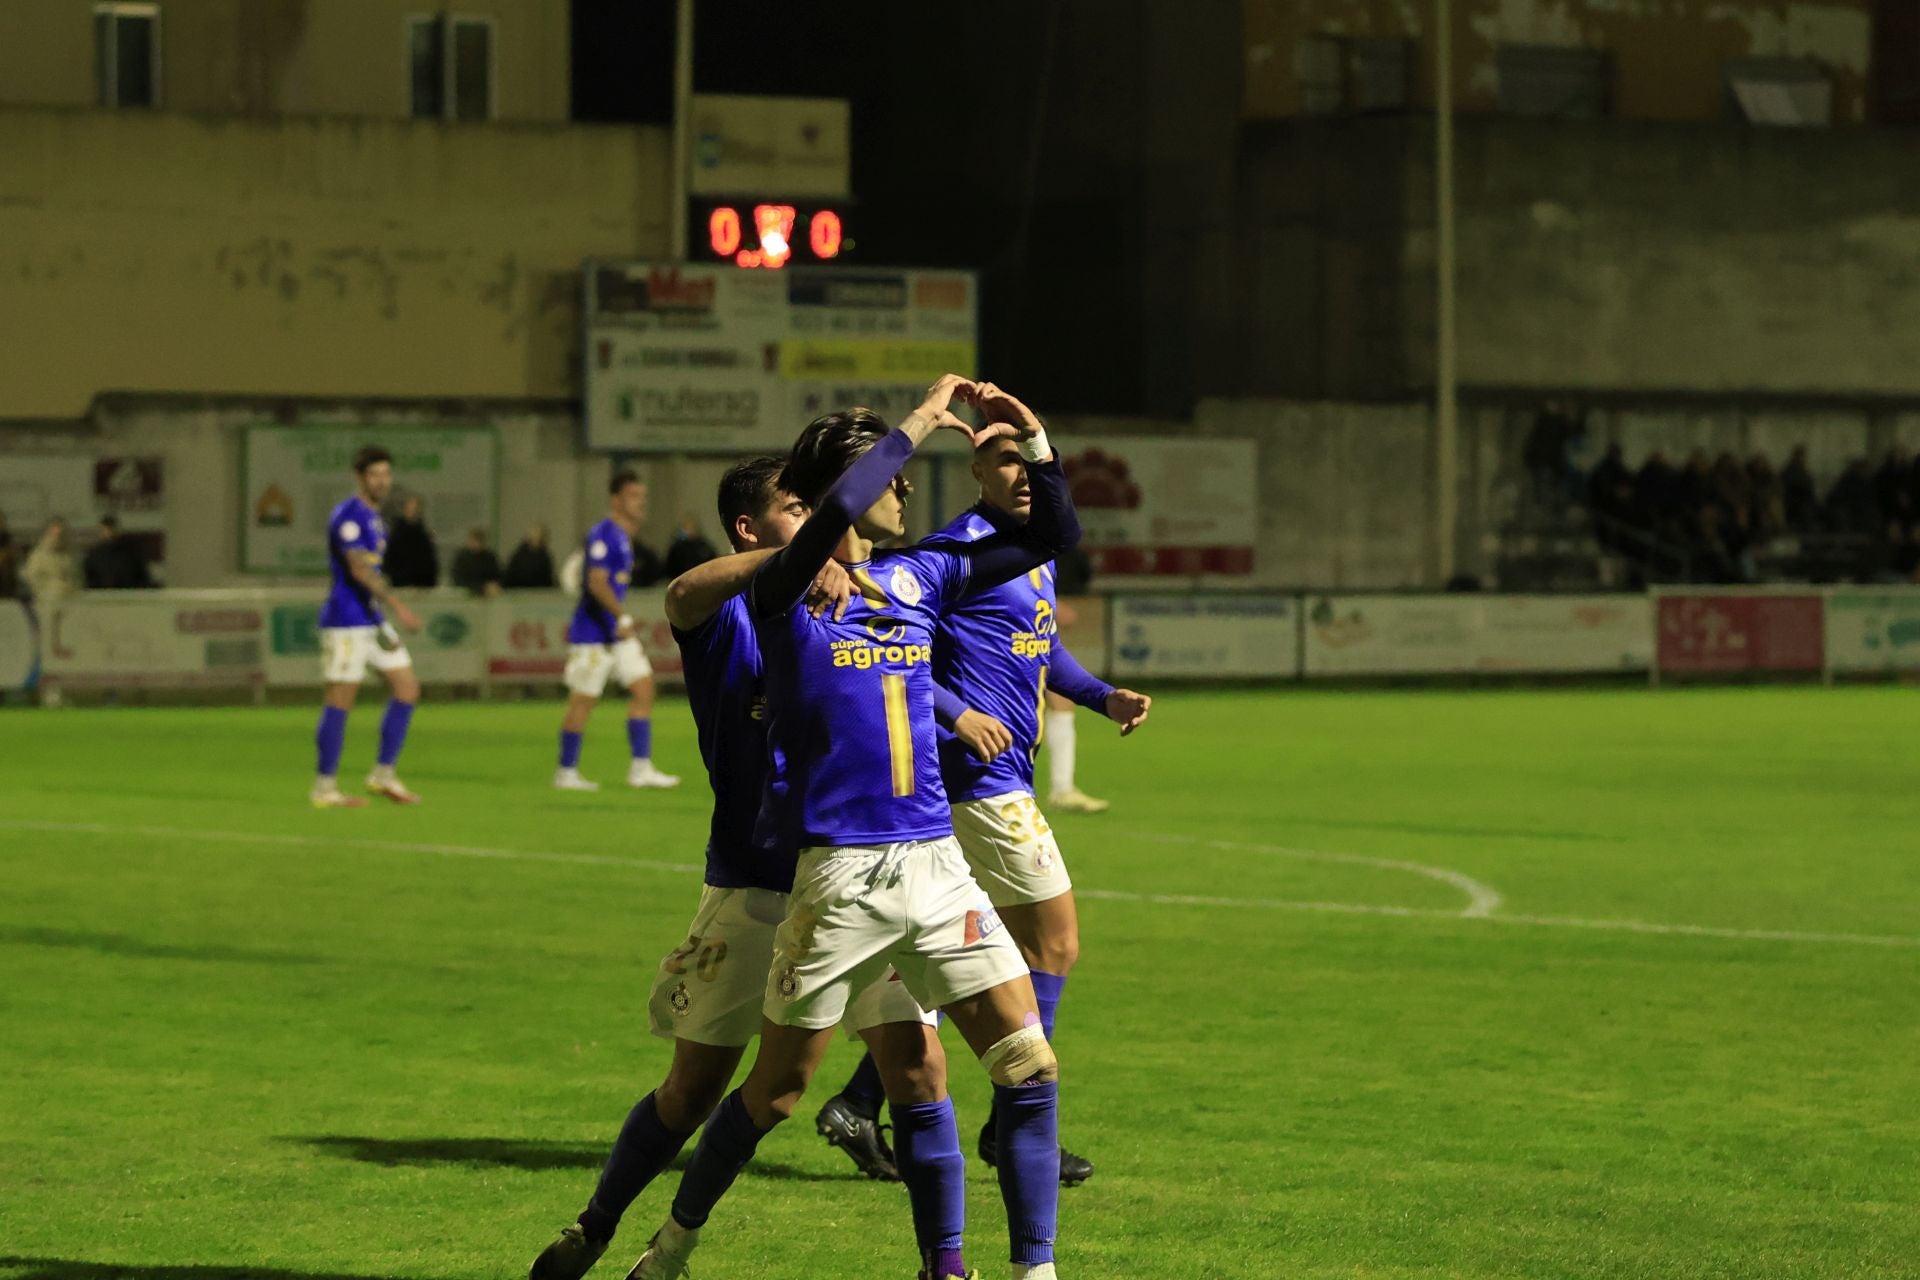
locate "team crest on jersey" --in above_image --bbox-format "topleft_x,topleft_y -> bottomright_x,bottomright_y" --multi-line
669,982 -> 690,1015
339,520 -> 361,542
590,539 -> 607,558
889,564 -> 923,607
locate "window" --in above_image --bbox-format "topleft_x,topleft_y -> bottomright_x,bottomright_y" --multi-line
1724,58 -> 1833,127
95,3 -> 160,109
1497,45 -> 1611,119
407,14 -> 495,121
1298,34 -> 1410,115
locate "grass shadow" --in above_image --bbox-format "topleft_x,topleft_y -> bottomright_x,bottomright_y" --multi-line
0,927 -> 322,966
286,1136 -> 860,1183
0,1260 -> 414,1280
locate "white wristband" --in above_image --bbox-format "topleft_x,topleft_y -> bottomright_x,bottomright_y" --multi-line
1018,429 -> 1052,462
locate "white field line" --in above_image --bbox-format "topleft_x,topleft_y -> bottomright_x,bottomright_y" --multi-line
6,819 -> 1918,951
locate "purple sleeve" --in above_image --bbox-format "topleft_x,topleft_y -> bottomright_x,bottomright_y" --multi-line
750,428 -> 917,619
1048,641 -> 1114,714
931,680 -> 970,729
948,455 -> 1084,600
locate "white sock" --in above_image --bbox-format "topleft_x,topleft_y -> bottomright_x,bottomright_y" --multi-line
312,775 -> 336,793
1012,1263 -> 1057,1280
1047,706 -> 1077,795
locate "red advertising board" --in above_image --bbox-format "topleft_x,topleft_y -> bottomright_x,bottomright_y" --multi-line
1656,593 -> 1824,674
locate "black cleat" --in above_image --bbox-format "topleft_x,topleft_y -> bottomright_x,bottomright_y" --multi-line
530,1221 -> 609,1280
978,1117 -> 1096,1186
815,1092 -> 899,1180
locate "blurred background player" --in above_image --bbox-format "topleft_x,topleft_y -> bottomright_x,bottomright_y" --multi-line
1041,690 -> 1106,813
311,445 -> 424,809
554,470 -> 678,792
819,426 -> 1152,1187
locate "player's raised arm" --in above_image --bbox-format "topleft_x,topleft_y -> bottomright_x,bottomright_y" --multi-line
1052,641 -> 1152,736
347,548 -> 421,632
942,384 -> 1083,598
748,375 -> 983,619
667,551 -> 854,631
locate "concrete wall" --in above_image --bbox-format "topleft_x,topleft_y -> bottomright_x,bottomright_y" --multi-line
1244,0 -> 1873,123
0,107 -> 671,421
0,0 -> 570,120
1232,116 -> 1920,402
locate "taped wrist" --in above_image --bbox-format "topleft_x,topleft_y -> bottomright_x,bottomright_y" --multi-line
980,1022 -> 1058,1086
1018,428 -> 1052,463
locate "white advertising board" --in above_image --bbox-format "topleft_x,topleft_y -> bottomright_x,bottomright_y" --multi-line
583,263 -> 977,454
689,94 -> 850,197
1824,589 -> 1920,673
1304,594 -> 1652,676
1108,594 -> 1297,678
41,596 -> 264,689
242,427 -> 497,575
1059,438 -> 1258,578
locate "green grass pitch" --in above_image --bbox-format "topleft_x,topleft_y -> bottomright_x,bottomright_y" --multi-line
2,687 -> 1917,1279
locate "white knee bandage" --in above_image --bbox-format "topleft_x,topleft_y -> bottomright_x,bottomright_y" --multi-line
980,1023 -> 1058,1086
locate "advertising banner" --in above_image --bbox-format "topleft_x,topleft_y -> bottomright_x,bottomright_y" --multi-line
1822,589 -> 1920,673
485,590 -> 684,684
1655,592 -> 1824,674
1108,594 -> 1297,678
263,595 -> 488,687
583,263 -> 977,454
1059,438 -> 1258,578
1305,595 -> 1652,676
688,94 -> 850,197
41,596 -> 263,688
242,426 -> 497,575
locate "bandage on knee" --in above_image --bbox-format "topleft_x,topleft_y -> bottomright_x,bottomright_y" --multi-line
980,1023 -> 1058,1086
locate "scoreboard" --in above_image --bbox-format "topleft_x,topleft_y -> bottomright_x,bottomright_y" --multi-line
691,198 -> 849,270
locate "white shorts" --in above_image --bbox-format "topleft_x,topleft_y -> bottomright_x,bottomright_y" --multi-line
564,638 -> 653,697
648,884 -> 931,1048
320,626 -> 413,684
952,791 -> 1073,908
765,837 -> 1030,1031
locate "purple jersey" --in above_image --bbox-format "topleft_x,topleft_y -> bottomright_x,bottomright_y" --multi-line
674,595 -> 794,893
567,518 -> 635,644
755,547 -> 973,850
925,506 -> 1105,802
320,495 -> 385,629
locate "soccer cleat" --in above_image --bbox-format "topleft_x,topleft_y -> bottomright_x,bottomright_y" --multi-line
554,768 -> 602,792
624,1224 -> 698,1279
815,1093 -> 900,1181
310,782 -> 368,809
626,761 -> 682,790
528,1221 -> 608,1280
1047,787 -> 1109,814
978,1119 -> 1094,1186
365,771 -> 422,804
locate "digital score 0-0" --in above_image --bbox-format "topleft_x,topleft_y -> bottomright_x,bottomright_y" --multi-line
694,198 -> 848,270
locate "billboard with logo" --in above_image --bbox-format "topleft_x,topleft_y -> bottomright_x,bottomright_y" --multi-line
264,598 -> 487,686
1109,594 -> 1298,678
582,262 -> 977,454
1059,438 -> 1258,579
1823,589 -> 1920,674
1304,595 -> 1652,676
486,590 -> 683,683
40,596 -> 264,690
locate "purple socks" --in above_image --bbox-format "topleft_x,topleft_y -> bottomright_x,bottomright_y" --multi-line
892,1098 -> 967,1279
627,717 -> 651,761
577,1092 -> 696,1243
994,1081 -> 1059,1267
559,729 -> 584,770
315,705 -> 348,776
669,1089 -> 770,1231
1030,970 -> 1066,1043
376,699 -> 414,768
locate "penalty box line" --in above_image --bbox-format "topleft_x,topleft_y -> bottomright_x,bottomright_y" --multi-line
6,818 -> 1918,952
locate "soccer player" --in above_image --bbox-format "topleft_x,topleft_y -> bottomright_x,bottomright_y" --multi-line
311,444 -> 424,809
554,471 -> 679,791
1042,689 -> 1109,813
622,377 -> 1080,1280
528,457 -> 931,1280
818,431 -> 1153,1187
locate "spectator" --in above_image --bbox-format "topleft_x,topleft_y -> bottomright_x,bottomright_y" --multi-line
23,518 -> 77,605
1874,448 -> 1913,527
1824,458 -> 1879,535
0,511 -> 18,598
1781,447 -> 1819,532
1746,453 -> 1786,541
1523,401 -> 1586,505
452,527 -> 503,597
661,512 -> 719,580
503,523 -> 557,589
385,494 -> 439,588
1631,450 -> 1678,535
1587,444 -> 1635,547
82,516 -> 155,589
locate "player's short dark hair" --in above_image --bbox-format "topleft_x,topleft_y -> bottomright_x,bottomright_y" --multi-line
781,408 -> 891,507
351,445 -> 392,475
716,456 -> 787,552
610,469 -> 642,495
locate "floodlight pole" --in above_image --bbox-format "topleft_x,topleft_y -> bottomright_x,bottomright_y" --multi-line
670,0 -> 694,261
1434,0 -> 1460,586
